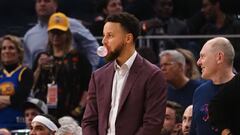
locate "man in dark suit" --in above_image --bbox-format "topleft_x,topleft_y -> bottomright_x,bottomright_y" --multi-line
82,12 -> 167,135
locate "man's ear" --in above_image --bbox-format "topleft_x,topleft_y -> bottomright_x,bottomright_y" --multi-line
216,51 -> 224,64
171,123 -> 182,135
125,33 -> 133,44
175,123 -> 182,130
177,62 -> 185,72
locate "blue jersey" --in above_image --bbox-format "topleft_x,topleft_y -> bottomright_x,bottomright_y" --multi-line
0,65 -> 27,130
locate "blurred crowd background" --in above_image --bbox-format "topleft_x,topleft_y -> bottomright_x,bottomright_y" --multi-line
0,0 -> 239,37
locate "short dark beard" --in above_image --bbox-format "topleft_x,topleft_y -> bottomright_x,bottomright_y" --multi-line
104,43 -> 124,62
160,128 -> 171,135
104,48 -> 121,62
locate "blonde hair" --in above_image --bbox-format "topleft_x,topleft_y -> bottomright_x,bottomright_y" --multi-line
0,35 -> 24,64
176,48 -> 201,79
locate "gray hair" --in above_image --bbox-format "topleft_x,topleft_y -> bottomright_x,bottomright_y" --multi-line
57,116 -> 82,135
55,124 -> 82,135
159,50 -> 186,67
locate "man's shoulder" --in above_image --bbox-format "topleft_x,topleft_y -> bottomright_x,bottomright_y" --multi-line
68,17 -> 96,40
68,17 -> 85,30
24,23 -> 45,43
189,79 -> 204,86
93,61 -> 114,75
138,55 -> 160,70
221,74 -> 240,93
133,56 -> 164,82
24,24 -> 39,36
69,17 -> 82,24
194,80 -> 212,93
230,73 -> 240,84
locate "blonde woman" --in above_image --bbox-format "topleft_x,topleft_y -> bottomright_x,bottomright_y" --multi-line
0,35 -> 33,130
32,13 -> 92,121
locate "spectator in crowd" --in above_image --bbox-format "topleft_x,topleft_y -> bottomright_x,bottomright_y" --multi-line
11,97 -> 48,134
0,35 -> 33,130
58,116 -> 79,127
161,101 -> 183,135
176,48 -> 201,80
140,0 -> 188,57
182,105 -> 193,135
56,124 -> 82,135
159,50 -> 202,109
82,12 -> 167,135
90,0 -> 123,68
190,37 -> 235,135
188,0 -> 240,35
56,116 -> 82,135
23,0 -> 99,70
23,97 -> 48,129
31,12 -> 92,121
187,0 -> 240,71
90,0 -> 123,36
142,0 -> 187,35
30,114 -> 60,135
208,74 -> 240,135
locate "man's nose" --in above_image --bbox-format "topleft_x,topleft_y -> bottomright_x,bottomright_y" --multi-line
102,36 -> 107,45
197,59 -> 201,66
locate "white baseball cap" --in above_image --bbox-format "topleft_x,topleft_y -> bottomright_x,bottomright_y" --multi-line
24,97 -> 48,114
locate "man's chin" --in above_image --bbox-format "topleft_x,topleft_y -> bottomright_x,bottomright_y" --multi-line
160,128 -> 171,135
104,52 -> 119,62
104,55 -> 116,62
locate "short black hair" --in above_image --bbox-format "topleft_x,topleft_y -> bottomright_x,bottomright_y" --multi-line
105,12 -> 140,42
167,101 -> 183,123
23,102 -> 42,113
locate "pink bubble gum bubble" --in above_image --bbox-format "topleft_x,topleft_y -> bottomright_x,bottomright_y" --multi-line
97,46 -> 108,57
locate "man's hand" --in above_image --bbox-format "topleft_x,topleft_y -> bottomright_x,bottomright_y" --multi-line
0,96 -> 10,109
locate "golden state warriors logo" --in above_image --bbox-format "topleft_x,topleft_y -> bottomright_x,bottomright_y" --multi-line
55,16 -> 62,24
0,82 -> 15,95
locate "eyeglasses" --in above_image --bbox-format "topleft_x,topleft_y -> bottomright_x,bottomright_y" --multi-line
160,61 -> 176,68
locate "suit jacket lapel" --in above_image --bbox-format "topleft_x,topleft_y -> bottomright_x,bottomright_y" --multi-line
117,55 -> 143,113
102,62 -> 115,127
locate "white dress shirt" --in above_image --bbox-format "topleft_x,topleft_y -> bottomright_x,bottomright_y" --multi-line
107,51 -> 137,135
